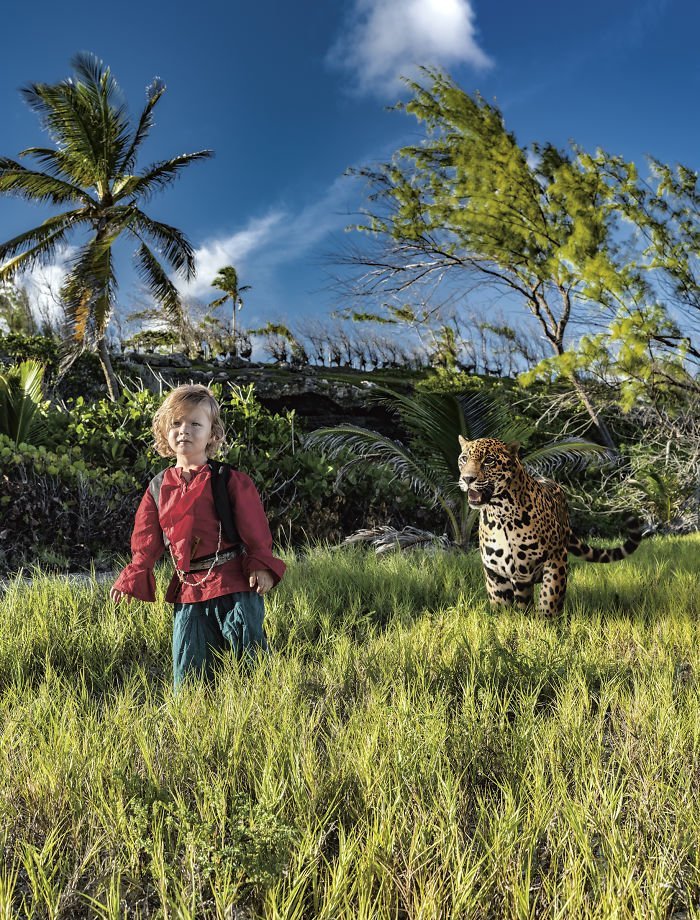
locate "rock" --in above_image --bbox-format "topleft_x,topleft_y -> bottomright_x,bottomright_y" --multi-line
167,352 -> 191,368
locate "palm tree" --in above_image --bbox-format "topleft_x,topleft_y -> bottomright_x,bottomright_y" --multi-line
209,266 -> 251,356
0,53 -> 212,399
306,386 -> 610,549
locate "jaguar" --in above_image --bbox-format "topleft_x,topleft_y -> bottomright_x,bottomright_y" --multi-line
457,436 -> 643,616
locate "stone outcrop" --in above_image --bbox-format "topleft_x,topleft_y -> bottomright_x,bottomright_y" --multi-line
114,354 -> 402,435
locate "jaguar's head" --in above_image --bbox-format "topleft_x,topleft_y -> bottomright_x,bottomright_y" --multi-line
457,436 -> 522,508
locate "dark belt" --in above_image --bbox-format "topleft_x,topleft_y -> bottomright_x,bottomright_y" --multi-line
188,546 -> 243,571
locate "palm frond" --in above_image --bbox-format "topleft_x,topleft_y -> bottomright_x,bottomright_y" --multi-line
522,439 -> 614,477
343,526 -> 452,554
211,266 -> 243,291
18,146 -> 78,181
20,83 -> 102,184
364,387 -> 463,485
209,295 -> 229,309
0,210 -> 86,267
134,243 -> 184,324
0,360 -> 46,446
0,236 -> 68,281
60,237 -> 118,348
71,51 -> 113,89
367,386 -> 532,487
124,151 -> 213,201
118,78 -> 166,175
0,158 -> 94,205
129,211 -> 196,279
306,386 -> 538,548
305,424 -> 458,508
68,52 -> 132,178
455,391 -> 533,442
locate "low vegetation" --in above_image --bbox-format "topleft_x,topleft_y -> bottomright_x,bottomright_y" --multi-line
1,536 -> 699,917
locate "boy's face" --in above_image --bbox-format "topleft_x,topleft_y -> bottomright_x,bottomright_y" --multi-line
167,402 -> 213,466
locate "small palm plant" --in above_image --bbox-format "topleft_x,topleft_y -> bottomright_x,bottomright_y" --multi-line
0,53 -> 212,399
306,386 -> 610,550
0,359 -> 46,446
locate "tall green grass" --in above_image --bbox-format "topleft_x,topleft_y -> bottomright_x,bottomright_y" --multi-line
0,536 -> 699,918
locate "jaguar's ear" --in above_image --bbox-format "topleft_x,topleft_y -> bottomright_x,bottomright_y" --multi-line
506,441 -> 521,458
458,435 -> 471,452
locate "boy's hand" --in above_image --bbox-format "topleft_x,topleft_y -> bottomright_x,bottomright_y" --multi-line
249,569 -> 274,596
110,586 -> 134,606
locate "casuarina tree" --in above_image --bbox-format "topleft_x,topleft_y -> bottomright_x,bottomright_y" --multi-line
343,68 -> 656,450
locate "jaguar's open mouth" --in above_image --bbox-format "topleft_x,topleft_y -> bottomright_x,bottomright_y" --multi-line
467,486 -> 493,507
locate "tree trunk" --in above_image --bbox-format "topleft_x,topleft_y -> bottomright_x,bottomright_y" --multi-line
231,296 -> 238,357
98,337 -> 120,401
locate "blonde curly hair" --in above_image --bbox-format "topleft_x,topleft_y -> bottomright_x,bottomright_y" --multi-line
152,384 -> 226,458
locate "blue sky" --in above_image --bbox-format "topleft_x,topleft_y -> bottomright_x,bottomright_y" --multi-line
1,0 -> 698,335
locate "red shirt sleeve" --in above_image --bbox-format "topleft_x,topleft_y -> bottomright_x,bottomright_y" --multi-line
112,488 -> 166,601
229,471 -> 286,585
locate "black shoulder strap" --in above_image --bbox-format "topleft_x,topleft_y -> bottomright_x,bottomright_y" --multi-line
207,459 -> 242,547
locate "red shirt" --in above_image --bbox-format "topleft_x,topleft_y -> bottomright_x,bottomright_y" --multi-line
113,464 -> 286,604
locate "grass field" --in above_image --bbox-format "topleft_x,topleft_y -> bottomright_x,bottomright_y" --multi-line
0,535 -> 699,918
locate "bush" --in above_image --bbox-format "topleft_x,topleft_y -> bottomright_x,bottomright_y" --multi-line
0,333 -> 59,376
0,435 -> 139,572
46,386 -> 164,481
217,384 -> 431,543
0,383 -> 432,572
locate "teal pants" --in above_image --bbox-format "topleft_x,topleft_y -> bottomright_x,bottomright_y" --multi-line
172,591 -> 268,689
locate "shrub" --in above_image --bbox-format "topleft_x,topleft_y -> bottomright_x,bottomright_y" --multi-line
0,333 -> 59,375
46,386 -> 164,481
0,435 -> 139,572
0,360 -> 47,446
217,384 -> 430,543
0,383 -> 430,571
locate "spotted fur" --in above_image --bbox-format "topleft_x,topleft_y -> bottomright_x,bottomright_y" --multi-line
457,436 -> 642,616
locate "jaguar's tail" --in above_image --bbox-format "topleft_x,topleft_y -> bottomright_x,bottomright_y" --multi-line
567,517 -> 644,563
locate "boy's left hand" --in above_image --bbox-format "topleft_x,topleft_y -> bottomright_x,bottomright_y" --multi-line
249,569 -> 274,596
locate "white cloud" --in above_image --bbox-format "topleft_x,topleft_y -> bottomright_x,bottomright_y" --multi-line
328,0 -> 493,98
178,212 -> 286,299
177,175 -> 359,318
19,249 -> 73,325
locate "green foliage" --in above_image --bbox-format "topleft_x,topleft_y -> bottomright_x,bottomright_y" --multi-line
123,328 -> 179,353
626,441 -> 697,527
0,332 -> 59,373
596,154 -> 699,328
0,283 -> 35,334
347,68 -> 700,440
216,384 -> 424,543
209,265 -> 251,356
0,433 -> 138,570
354,70 -> 632,319
0,382 -> 429,570
521,305 -> 693,411
250,322 -> 309,367
0,359 -> 47,446
51,386 -> 163,480
307,385 -> 608,547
